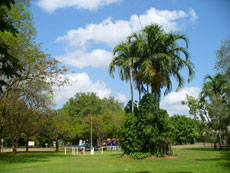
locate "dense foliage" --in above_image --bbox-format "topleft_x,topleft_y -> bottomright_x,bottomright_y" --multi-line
0,0 -> 23,92
121,94 -> 172,158
171,115 -> 199,145
61,92 -> 125,147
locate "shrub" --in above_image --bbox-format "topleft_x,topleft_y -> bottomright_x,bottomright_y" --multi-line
121,94 -> 173,156
155,151 -> 163,158
128,152 -> 151,160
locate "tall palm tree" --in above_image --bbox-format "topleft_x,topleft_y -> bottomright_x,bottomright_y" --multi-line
109,41 -> 138,113
134,24 -> 195,106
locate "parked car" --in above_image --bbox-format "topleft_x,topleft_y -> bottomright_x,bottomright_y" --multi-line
79,143 -> 90,151
79,143 -> 99,151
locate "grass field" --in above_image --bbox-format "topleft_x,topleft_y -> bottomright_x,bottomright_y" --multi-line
0,148 -> 229,173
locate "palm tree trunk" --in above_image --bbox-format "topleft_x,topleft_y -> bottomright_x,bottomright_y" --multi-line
147,84 -> 149,93
157,91 -> 161,108
129,67 -> 134,113
151,87 -> 160,108
138,84 -> 141,103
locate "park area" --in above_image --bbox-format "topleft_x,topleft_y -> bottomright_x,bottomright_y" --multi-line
1,1 -> 230,173
0,147 -> 229,173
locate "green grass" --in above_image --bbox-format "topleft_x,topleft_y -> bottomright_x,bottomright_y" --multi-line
0,148 -> 229,173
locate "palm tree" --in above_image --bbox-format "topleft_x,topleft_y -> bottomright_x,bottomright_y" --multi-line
109,41 -> 138,113
201,73 -> 227,99
134,24 -> 195,106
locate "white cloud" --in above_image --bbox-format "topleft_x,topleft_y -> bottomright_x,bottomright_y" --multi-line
57,49 -> 112,68
160,87 -> 201,116
189,8 -> 198,23
56,17 -> 132,49
115,93 -> 127,103
56,8 -> 198,69
57,8 -> 190,49
37,0 -> 121,12
53,73 -> 111,106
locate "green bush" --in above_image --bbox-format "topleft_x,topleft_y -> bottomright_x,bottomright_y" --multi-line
171,115 -> 199,145
121,94 -> 173,156
155,151 -> 163,158
128,152 -> 151,160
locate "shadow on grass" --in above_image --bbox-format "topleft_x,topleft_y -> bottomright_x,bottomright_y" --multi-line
219,151 -> 230,168
115,171 -> 151,173
180,147 -> 215,152
109,153 -> 123,158
168,172 -> 194,173
190,148 -> 230,169
175,148 -> 230,170
0,151 -> 68,164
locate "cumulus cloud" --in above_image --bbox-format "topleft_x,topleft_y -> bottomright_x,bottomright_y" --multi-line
160,87 -> 201,116
57,17 -> 132,49
37,0 -> 121,12
57,8 -> 190,49
57,49 -> 112,68
57,8 -> 198,68
115,93 -> 127,103
53,73 -> 111,106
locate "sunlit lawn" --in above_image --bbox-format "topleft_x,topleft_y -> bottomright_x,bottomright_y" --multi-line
0,148 -> 229,173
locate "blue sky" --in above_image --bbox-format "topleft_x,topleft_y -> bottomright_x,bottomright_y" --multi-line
31,0 -> 230,115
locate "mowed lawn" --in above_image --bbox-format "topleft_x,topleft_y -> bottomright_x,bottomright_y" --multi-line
0,148 -> 229,173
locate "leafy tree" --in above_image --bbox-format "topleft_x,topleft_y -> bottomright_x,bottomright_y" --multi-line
62,93 -> 103,118
61,92 -> 124,146
0,0 -> 68,153
183,73 -> 230,149
39,110 -> 77,152
171,115 -> 199,145
0,0 -> 23,92
22,110 -> 42,152
214,36 -> 230,149
214,35 -> 230,75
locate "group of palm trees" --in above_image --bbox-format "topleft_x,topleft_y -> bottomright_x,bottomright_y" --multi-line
109,24 -> 195,113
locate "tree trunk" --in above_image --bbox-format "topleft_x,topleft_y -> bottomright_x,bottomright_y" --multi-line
138,85 -> 141,103
226,131 -> 230,150
55,137 -> 59,152
26,134 -> 29,152
0,138 -> 2,154
12,136 -> 18,154
150,86 -> 161,108
97,139 -> 100,148
214,142 -> 217,150
0,109 -> 7,154
218,133 -> 222,150
147,84 -> 149,93
129,67 -> 134,113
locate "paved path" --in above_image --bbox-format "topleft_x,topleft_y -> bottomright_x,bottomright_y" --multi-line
1,148 -> 56,152
172,143 -> 212,148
